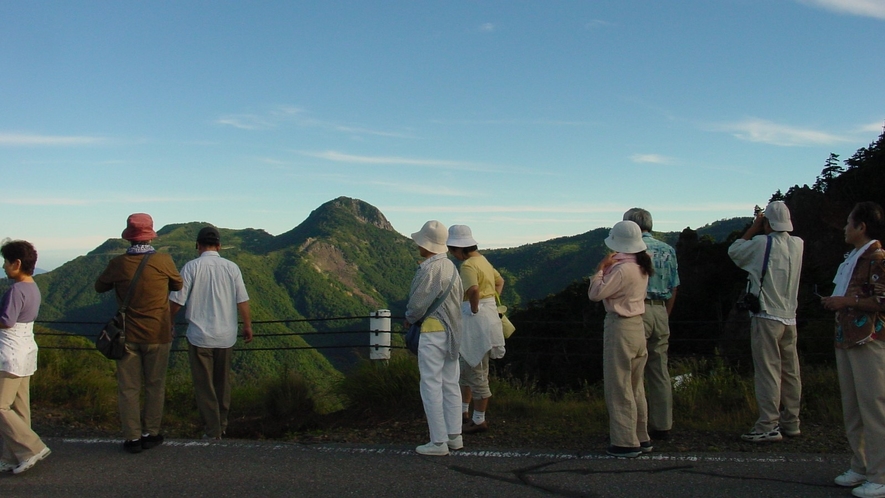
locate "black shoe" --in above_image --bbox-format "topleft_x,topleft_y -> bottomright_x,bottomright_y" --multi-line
123,439 -> 143,454
606,445 -> 642,458
640,441 -> 653,453
649,429 -> 670,441
141,434 -> 164,450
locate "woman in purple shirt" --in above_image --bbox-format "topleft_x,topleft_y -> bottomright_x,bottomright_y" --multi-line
0,240 -> 50,475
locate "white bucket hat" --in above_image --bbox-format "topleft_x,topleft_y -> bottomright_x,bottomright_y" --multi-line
447,225 -> 478,248
604,220 -> 647,254
411,220 -> 449,254
764,201 -> 793,232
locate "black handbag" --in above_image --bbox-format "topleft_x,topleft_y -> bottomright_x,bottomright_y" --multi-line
96,253 -> 152,360
737,236 -> 772,314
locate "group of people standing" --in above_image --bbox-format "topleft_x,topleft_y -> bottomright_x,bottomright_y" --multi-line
93,213 -> 253,453
404,221 -> 506,455
585,201 -> 885,498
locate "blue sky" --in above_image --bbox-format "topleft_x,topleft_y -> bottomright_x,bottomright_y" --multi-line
2,1 -> 884,270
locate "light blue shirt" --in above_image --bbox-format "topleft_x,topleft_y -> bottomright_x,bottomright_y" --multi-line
643,233 -> 680,300
169,251 -> 249,348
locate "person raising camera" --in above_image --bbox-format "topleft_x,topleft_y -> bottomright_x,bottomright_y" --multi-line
728,201 -> 804,443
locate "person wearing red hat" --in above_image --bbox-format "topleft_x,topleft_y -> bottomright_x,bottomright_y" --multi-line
95,213 -> 182,454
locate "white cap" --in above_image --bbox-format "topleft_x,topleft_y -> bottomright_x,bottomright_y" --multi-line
765,201 -> 793,232
604,220 -> 647,253
447,225 -> 478,248
411,220 -> 449,254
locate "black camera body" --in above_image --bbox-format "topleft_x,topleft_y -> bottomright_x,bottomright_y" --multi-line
737,292 -> 761,313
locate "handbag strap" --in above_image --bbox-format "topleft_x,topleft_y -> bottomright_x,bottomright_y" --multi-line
119,252 -> 153,313
420,265 -> 458,321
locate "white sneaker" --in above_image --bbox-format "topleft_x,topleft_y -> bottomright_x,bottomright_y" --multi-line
836,469 -> 867,487
853,481 -> 885,498
13,447 -> 50,475
447,435 -> 463,450
0,461 -> 16,473
740,429 -> 782,442
415,442 -> 449,456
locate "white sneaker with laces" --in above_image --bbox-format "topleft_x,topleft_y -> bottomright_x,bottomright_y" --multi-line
852,481 -> 885,498
740,429 -> 782,442
13,447 -> 50,475
416,442 -> 449,456
447,435 -> 463,450
836,469 -> 868,487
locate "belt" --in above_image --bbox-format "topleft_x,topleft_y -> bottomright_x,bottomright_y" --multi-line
645,299 -> 666,306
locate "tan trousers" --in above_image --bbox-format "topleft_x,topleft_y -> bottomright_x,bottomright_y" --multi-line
642,302 -> 673,432
750,317 -> 801,433
188,343 -> 232,438
0,373 -> 46,464
837,340 -> 885,484
603,313 -> 649,448
116,342 -> 171,440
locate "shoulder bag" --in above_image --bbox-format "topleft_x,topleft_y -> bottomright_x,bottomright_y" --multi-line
96,253 -> 153,360
405,265 -> 458,354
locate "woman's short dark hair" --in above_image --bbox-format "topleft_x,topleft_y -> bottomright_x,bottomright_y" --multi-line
851,202 -> 885,242
448,245 -> 478,254
1,240 -> 38,275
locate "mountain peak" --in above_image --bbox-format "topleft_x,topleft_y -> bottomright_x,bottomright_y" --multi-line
311,197 -> 393,231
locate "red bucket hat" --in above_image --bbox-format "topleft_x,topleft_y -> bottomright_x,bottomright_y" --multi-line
121,213 -> 157,242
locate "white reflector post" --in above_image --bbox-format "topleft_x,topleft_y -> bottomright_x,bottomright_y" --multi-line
369,309 -> 391,360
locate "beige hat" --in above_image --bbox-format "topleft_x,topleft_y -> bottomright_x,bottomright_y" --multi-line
411,220 -> 449,254
604,220 -> 647,253
764,201 -> 793,232
447,225 -> 478,248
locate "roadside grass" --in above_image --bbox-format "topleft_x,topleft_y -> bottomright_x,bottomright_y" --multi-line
31,334 -> 844,442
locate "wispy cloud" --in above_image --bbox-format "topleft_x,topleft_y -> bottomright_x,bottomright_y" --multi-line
300,150 -> 501,172
585,19 -> 614,29
796,0 -> 885,20
0,195 -> 223,206
0,133 -> 107,146
858,121 -> 885,133
369,181 -> 471,197
630,154 -> 675,165
215,105 -> 413,138
479,22 -> 495,32
710,118 -> 854,146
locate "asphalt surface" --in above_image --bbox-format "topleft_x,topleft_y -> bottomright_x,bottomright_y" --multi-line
0,437 -> 857,497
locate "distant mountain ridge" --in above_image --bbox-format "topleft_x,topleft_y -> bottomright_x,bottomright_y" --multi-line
27,196 -> 749,378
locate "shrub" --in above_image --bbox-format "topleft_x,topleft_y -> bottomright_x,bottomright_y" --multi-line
335,353 -> 421,419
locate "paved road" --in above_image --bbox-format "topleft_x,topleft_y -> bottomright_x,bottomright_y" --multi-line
0,437 -> 855,497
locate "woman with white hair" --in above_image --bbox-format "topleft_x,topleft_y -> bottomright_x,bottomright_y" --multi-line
588,220 -> 654,458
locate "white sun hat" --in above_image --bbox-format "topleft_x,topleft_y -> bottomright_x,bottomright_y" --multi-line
411,220 -> 449,254
604,220 -> 647,253
447,225 -> 478,248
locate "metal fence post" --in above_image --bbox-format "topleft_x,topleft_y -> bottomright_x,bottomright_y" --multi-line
369,309 -> 391,361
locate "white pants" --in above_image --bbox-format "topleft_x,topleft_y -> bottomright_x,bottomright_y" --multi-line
418,331 -> 462,443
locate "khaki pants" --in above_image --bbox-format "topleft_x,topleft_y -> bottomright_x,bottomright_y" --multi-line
0,373 -> 46,464
188,343 -> 233,438
603,313 -> 649,448
459,353 -> 491,399
750,317 -> 801,433
642,302 -> 672,432
116,342 -> 171,440
837,340 -> 885,484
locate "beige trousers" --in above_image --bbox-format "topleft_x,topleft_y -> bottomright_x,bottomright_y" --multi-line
116,342 -> 171,440
750,317 -> 801,433
188,343 -> 233,438
0,373 -> 46,464
837,340 -> 885,484
603,313 -> 649,448
642,302 -> 673,432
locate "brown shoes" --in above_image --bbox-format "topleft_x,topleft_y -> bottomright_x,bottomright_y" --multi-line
462,420 -> 489,434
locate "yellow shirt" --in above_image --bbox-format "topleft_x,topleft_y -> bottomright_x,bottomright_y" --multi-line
460,255 -> 501,301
